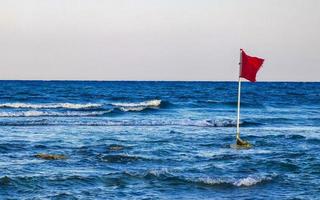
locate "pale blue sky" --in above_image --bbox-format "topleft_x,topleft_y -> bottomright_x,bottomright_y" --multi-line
0,0 -> 319,81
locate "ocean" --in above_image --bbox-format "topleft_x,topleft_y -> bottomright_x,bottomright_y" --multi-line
0,81 -> 319,199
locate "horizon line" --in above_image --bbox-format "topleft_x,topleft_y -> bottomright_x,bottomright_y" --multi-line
0,79 -> 319,83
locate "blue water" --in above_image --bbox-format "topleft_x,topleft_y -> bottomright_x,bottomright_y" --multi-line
0,81 -> 319,199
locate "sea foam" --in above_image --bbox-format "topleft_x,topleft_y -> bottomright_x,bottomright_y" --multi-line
111,99 -> 162,112
195,175 -> 274,187
0,110 -> 111,117
0,103 -> 102,109
0,100 -> 162,112
111,99 -> 161,108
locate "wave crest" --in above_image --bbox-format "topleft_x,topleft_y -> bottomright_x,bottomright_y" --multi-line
111,99 -> 161,107
0,110 -> 112,117
0,103 -> 102,109
0,100 -> 165,113
112,100 -> 162,112
194,175 -> 275,187
123,169 -> 275,188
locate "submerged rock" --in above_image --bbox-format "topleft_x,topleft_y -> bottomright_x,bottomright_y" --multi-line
0,176 -> 11,185
35,153 -> 67,160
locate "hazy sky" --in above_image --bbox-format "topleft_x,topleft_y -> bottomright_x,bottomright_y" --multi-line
1,0 -> 319,81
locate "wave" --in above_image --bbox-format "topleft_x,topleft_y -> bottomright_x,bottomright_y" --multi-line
0,103 -> 102,109
111,99 -> 161,107
193,175 -> 274,187
0,110 -> 112,117
0,100 -> 165,113
124,169 -> 275,187
0,104 -> 164,118
0,119 -> 257,128
0,174 -> 99,188
111,99 -> 162,112
0,100 -> 164,117
124,168 -> 172,179
117,106 -> 150,112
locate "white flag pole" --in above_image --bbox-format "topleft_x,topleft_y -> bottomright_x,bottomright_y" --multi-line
236,49 -> 242,141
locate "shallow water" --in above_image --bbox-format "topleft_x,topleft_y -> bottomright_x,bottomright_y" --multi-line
0,81 -> 319,199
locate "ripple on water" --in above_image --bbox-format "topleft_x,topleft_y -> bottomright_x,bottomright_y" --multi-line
0,142 -> 28,153
98,154 -> 149,163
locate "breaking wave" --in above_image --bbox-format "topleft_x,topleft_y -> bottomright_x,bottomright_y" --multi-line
111,100 -> 162,112
0,100 -> 164,113
124,169 -> 275,187
0,110 -> 112,117
0,103 -> 102,109
193,175 -> 275,187
111,99 -> 162,108
0,100 -> 166,116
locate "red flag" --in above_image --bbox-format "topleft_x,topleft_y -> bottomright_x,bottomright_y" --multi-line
240,49 -> 264,82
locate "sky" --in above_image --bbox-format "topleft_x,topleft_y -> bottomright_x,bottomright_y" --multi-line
0,0 -> 319,81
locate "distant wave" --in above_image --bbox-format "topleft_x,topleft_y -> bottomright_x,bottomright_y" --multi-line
0,119 -> 257,128
111,99 -> 162,112
0,110 -> 112,117
117,107 -> 150,112
0,100 -> 166,117
0,100 -> 164,113
111,99 -> 161,107
0,103 -> 102,109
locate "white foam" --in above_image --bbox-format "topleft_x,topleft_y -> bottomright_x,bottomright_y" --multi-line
0,110 -> 110,117
148,168 -> 170,177
234,176 -> 272,187
197,177 -> 224,185
111,100 -> 162,112
0,103 -> 102,109
118,106 -> 146,112
112,100 -> 161,108
195,175 -> 273,187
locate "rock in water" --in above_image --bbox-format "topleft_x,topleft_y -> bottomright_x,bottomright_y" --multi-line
230,137 -> 252,149
35,153 -> 67,160
0,176 -> 11,185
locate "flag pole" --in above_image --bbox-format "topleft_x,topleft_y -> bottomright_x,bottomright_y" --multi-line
235,49 -> 251,148
236,49 -> 242,140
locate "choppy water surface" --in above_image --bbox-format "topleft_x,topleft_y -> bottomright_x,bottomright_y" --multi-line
0,81 -> 319,199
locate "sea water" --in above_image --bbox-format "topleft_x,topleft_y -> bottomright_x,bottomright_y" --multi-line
0,81 -> 319,199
